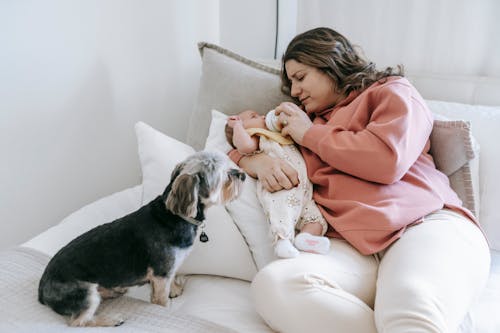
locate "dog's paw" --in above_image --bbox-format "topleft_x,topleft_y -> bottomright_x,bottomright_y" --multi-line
111,314 -> 125,326
151,294 -> 169,307
114,317 -> 125,327
152,298 -> 170,307
92,314 -> 126,327
169,275 -> 187,298
169,287 -> 183,298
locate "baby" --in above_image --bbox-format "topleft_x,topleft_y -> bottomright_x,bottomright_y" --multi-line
226,110 -> 330,258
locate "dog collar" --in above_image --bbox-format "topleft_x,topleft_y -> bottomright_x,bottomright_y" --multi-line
179,215 -> 204,227
179,215 -> 209,243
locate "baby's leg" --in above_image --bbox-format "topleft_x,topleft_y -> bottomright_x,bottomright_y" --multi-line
295,200 -> 330,254
294,229 -> 330,254
301,220 -> 324,236
258,185 -> 302,258
275,238 -> 299,258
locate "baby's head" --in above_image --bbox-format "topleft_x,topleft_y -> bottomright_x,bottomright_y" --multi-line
225,110 -> 266,147
236,110 -> 266,129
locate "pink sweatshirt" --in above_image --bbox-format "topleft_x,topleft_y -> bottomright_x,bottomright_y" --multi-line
300,77 -> 476,254
230,77 -> 478,255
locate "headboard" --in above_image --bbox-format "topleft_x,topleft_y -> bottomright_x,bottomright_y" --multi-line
406,73 -> 500,106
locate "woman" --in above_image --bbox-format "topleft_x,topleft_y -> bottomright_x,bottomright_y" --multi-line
229,27 -> 490,333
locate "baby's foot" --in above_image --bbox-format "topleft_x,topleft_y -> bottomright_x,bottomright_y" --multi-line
274,239 -> 299,258
294,233 -> 330,254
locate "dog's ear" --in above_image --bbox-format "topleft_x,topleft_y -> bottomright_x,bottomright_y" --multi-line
165,173 -> 199,218
163,162 -> 185,197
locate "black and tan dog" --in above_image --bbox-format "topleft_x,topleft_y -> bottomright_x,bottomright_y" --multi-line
38,151 -> 245,327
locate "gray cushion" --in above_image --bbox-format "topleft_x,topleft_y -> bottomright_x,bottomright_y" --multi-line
187,42 -> 293,150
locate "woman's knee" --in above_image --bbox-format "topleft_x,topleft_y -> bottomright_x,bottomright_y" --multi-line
251,260 -> 291,312
251,261 -> 296,331
251,259 -> 377,333
374,215 -> 490,333
375,279 -> 447,332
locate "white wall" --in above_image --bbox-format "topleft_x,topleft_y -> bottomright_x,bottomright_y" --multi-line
219,0 -> 277,59
296,0 -> 500,77
0,0 -> 220,250
0,0 -> 281,251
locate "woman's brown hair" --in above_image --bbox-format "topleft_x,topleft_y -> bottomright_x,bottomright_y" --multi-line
280,27 -> 404,99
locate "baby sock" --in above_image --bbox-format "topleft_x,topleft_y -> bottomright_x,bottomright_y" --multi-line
274,239 -> 299,258
294,232 -> 330,254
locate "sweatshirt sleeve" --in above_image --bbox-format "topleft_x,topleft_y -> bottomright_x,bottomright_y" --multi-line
228,149 -> 244,165
302,81 -> 433,184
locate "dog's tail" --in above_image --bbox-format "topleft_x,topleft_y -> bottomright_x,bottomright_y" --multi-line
38,275 -> 90,316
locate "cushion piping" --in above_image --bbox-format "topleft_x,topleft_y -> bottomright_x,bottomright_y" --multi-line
197,42 -> 281,75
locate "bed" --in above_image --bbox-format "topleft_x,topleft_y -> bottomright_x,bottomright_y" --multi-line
3,42 -> 500,332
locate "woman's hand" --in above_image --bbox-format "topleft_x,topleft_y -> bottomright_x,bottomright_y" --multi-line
239,153 -> 299,192
275,102 -> 313,145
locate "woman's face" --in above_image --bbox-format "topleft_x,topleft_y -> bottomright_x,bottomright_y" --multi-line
285,59 -> 343,113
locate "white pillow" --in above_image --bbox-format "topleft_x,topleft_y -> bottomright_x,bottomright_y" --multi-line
204,110 -> 233,153
204,110 -> 277,269
136,121 -> 196,205
225,177 -> 277,269
177,204 -> 257,280
135,121 -> 257,281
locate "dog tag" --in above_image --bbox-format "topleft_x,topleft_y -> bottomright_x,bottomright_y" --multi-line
199,231 -> 209,243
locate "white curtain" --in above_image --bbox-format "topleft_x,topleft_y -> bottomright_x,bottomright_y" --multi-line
284,0 -> 500,77
0,0 -> 220,249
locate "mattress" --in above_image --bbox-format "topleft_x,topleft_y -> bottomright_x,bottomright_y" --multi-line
22,186 -> 500,333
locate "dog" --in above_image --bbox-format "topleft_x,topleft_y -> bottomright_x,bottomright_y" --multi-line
38,150 -> 245,327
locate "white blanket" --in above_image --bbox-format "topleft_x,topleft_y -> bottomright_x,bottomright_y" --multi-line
0,246 -> 237,333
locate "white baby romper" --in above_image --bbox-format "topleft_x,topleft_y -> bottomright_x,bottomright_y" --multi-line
254,133 -> 328,243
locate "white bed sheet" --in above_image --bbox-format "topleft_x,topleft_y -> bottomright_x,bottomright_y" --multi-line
124,276 -> 272,333
23,185 -> 144,257
22,186 -> 500,333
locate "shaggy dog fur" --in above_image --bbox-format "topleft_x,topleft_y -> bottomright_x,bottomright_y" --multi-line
38,151 -> 245,327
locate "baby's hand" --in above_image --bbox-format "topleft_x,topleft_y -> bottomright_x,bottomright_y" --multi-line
227,116 -> 242,128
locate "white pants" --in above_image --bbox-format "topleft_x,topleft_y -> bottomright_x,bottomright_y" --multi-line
251,209 -> 490,333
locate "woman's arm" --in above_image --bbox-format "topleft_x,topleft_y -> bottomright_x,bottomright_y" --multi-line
229,150 -> 299,192
301,83 -> 434,184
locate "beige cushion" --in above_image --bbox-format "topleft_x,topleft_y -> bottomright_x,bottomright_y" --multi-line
430,119 -> 478,215
187,42 -> 293,150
